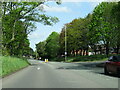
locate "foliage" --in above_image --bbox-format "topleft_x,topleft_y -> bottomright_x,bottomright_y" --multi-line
0,56 -> 29,77
70,55 -> 107,62
36,41 -> 46,58
111,1 -> 120,54
89,2 -> 119,56
2,2 -> 59,56
35,1 -> 120,62
57,1 -> 120,61
59,14 -> 92,56
45,32 -> 60,59
59,27 -> 65,55
36,32 -> 60,60
50,54 -> 108,62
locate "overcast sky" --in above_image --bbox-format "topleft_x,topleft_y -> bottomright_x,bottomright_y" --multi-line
28,1 -> 103,51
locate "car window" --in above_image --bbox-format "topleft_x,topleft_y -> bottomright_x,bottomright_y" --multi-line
116,56 -> 120,61
113,56 -> 117,61
108,56 -> 119,62
111,56 -> 120,62
108,56 -> 113,61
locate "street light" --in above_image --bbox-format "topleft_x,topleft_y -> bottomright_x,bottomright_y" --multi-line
65,25 -> 67,62
35,49 -> 38,59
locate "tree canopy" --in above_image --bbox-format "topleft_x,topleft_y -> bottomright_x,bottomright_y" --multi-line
36,1 -> 120,61
36,32 -> 60,60
2,2 -> 60,57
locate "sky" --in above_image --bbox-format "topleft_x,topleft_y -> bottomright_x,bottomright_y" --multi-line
28,1 -> 102,51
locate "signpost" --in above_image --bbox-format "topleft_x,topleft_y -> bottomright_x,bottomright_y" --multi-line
65,51 -> 67,62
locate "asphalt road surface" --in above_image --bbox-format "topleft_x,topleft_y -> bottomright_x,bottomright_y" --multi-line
1,59 -> 119,88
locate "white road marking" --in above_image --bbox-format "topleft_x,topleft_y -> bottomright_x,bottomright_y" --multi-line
37,67 -> 40,70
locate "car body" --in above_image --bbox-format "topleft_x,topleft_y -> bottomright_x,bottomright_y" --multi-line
104,55 -> 120,76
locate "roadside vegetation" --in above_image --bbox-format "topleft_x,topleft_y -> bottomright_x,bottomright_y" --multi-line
36,2 -> 120,62
1,2 -> 60,76
50,54 -> 120,62
50,54 -> 108,62
0,56 -> 30,77
1,2 -> 120,73
2,2 -> 60,57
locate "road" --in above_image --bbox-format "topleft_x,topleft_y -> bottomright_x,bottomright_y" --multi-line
1,59 -> 119,88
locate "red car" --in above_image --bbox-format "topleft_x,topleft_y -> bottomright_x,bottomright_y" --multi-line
104,55 -> 120,76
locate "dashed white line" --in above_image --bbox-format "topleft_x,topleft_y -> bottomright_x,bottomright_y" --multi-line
37,67 -> 40,70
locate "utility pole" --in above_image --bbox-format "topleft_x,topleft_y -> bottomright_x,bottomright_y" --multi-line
65,25 -> 67,62
36,49 -> 37,59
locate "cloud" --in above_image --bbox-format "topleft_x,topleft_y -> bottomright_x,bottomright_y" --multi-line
39,4 -> 71,13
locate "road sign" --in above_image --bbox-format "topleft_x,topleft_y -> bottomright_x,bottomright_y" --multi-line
65,52 -> 67,55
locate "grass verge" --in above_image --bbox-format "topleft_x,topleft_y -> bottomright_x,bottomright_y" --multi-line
0,56 -> 30,77
50,54 -> 109,62
66,55 -> 108,62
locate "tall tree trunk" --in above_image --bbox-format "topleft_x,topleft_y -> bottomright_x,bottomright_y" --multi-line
83,49 -> 85,56
99,46 -> 102,54
106,42 -> 109,57
94,45 -> 97,55
73,50 -> 75,57
86,48 -> 89,56
80,49 -> 82,56
74,50 -> 77,56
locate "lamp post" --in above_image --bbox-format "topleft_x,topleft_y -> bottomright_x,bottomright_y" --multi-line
65,25 -> 67,62
36,49 -> 38,59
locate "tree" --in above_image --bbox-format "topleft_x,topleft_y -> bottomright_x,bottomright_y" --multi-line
36,41 -> 46,59
0,2 -> 2,55
45,32 -> 60,59
111,1 -> 120,54
89,2 -> 117,56
62,15 -> 91,56
59,27 -> 65,56
2,2 -> 60,56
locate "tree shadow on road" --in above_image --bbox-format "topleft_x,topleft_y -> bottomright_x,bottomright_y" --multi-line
56,63 -> 119,78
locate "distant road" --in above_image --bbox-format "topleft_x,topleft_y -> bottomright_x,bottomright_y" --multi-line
1,59 -> 119,88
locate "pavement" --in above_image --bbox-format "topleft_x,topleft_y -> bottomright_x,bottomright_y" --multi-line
1,59 -> 119,88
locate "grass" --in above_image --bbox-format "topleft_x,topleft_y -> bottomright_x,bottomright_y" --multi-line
67,56 -> 108,62
50,54 -> 109,62
66,55 -> 108,62
0,56 -> 29,77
